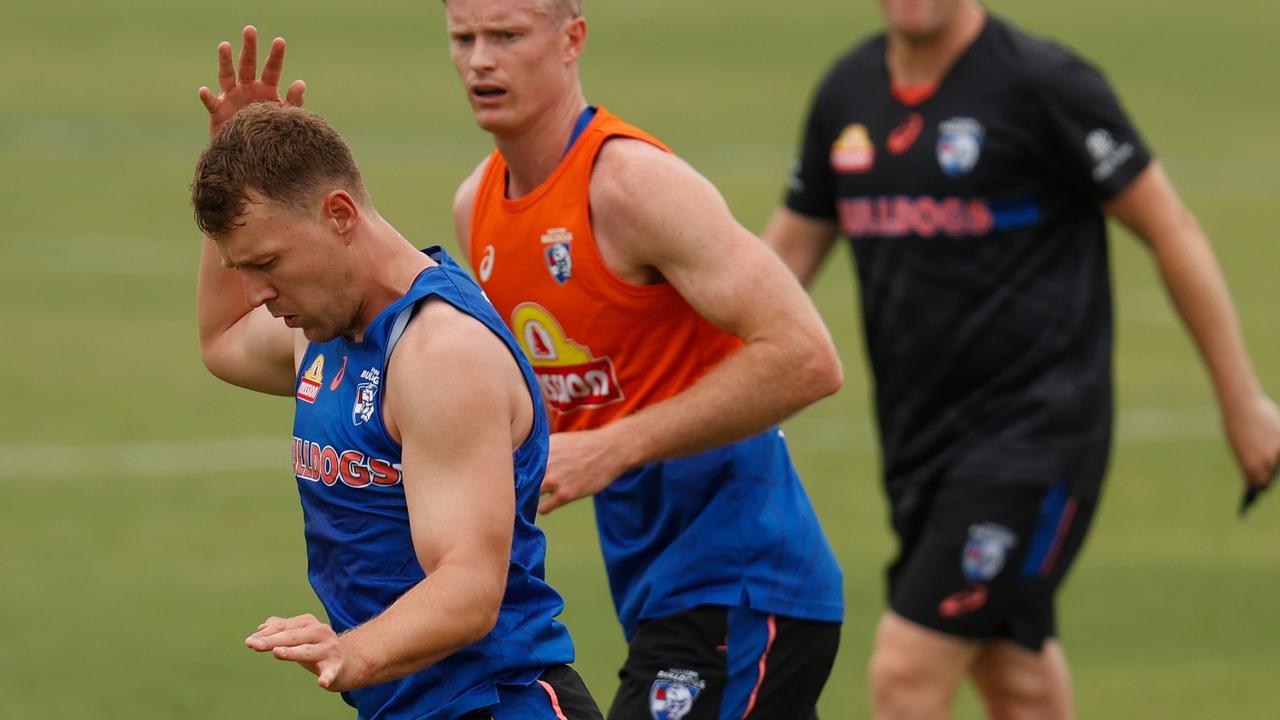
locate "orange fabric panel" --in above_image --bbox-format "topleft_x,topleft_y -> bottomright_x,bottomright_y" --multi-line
470,108 -> 742,433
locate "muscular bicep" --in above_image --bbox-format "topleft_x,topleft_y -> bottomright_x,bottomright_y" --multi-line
385,302 -> 519,582
591,141 -> 827,344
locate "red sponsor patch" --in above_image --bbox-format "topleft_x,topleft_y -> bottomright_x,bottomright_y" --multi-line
535,360 -> 624,413
297,376 -> 322,404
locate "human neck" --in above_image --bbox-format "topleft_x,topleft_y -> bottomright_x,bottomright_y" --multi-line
346,213 -> 432,342
885,4 -> 986,89
493,87 -> 588,200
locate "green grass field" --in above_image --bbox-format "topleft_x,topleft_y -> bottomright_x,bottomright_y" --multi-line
2,1 -> 1277,717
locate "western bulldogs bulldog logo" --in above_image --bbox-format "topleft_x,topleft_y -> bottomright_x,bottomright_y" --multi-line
353,382 -> 378,426
962,522 -> 1018,583
937,117 -> 985,177
544,242 -> 572,284
649,669 -> 705,720
541,227 -> 574,284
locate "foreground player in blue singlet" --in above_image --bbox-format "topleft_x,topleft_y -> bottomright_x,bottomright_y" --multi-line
191,34 -> 601,720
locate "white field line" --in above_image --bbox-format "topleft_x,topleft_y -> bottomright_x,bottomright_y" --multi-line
0,407 -> 1222,480
0,437 -> 287,480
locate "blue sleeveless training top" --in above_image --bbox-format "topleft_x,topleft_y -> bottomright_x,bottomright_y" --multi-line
291,246 -> 575,719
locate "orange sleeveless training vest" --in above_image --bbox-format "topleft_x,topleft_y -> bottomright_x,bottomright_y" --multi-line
470,108 -> 742,433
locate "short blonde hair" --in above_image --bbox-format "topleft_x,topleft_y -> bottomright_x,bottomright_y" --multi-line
442,0 -> 581,23
544,0 -> 583,21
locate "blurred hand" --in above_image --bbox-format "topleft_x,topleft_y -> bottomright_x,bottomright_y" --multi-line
198,25 -> 306,139
246,613 -> 360,692
539,429 -> 628,514
1222,393 -> 1280,487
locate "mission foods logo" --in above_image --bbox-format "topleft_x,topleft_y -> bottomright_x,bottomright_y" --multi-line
830,123 -> 875,174
297,355 -> 325,404
511,302 -> 624,413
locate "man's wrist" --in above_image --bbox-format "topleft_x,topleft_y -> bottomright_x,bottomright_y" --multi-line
336,627 -> 379,690
1215,375 -> 1263,415
600,419 -> 648,474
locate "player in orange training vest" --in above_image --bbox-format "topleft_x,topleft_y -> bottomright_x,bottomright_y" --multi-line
447,0 -> 847,717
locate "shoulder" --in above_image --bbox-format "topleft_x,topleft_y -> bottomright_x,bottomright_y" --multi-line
984,15 -> 1109,94
452,154 -> 493,215
589,137 -> 705,221
396,297 -> 503,373
452,154 -> 494,259
385,298 -> 521,421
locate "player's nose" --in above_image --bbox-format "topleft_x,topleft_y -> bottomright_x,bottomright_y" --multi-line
469,38 -> 497,71
241,274 -> 278,308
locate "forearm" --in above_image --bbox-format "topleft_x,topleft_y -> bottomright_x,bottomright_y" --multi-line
197,235 -> 253,353
1153,217 -> 1262,408
602,332 -> 841,469
337,562 -> 503,689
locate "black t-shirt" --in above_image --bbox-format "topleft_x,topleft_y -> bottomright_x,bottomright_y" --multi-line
786,15 -> 1150,505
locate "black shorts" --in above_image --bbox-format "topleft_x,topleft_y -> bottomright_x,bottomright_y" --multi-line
461,665 -> 603,720
887,475 -> 1099,651
607,605 -> 840,720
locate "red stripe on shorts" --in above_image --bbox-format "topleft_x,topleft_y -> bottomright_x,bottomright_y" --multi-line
741,614 -> 778,719
538,679 -> 569,720
1039,498 -> 1079,576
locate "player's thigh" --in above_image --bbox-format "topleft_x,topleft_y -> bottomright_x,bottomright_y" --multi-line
870,610 -> 979,691
970,639 -> 1073,720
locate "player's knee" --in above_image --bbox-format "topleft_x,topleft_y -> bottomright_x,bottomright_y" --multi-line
973,656 -> 1060,719
868,647 -> 936,717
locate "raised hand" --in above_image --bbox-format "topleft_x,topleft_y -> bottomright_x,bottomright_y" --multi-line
198,25 -> 306,139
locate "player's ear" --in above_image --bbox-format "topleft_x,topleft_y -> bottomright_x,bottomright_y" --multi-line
322,190 -> 361,239
563,16 -> 586,63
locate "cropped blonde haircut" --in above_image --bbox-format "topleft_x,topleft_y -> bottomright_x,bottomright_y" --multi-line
442,0 -> 581,23
545,0 -> 583,21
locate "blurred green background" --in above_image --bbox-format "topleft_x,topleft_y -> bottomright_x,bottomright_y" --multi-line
1,1 -> 1276,718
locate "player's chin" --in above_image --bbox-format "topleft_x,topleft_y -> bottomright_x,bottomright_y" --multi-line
302,325 -> 340,343
471,108 -> 518,135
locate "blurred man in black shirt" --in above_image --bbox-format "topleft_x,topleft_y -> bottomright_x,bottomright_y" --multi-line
766,1 -> 1280,717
